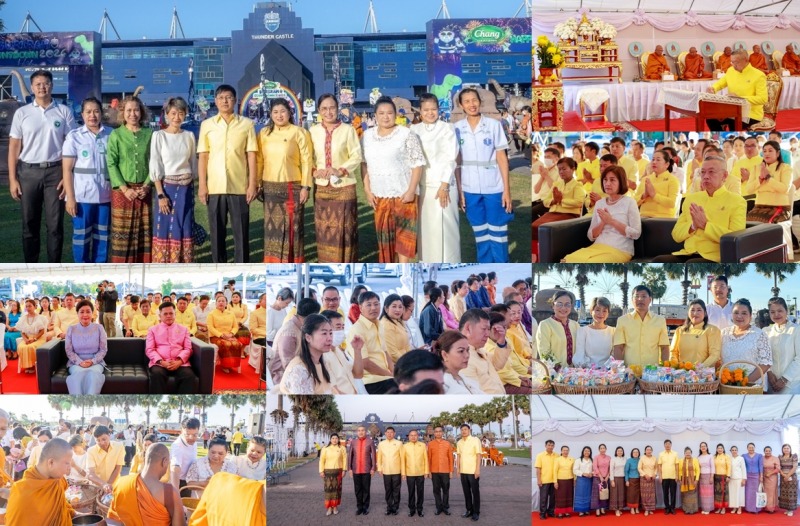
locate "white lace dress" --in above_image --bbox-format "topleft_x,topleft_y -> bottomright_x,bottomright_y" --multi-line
721,325 -> 773,391
185,456 -> 238,487
361,126 -> 426,198
278,355 -> 334,394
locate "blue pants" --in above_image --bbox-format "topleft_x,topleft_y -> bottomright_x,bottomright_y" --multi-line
73,202 -> 110,263
464,192 -> 513,263
66,364 -> 106,394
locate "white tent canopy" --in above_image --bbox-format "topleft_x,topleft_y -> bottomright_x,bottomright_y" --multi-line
537,0 -> 800,15
0,264 -> 265,281
533,395 -> 800,422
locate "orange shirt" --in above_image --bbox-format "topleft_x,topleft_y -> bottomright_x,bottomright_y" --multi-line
428,438 -> 454,474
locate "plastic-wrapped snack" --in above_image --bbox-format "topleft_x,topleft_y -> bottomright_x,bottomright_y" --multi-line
65,486 -> 83,505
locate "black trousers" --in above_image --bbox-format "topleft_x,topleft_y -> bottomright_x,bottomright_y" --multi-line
539,482 -> 555,515
234,443 -> 242,455
18,162 -> 65,263
650,254 -> 714,263
706,118 -> 759,131
353,473 -> 371,512
383,473 -> 401,512
406,475 -> 424,512
207,194 -> 250,263
460,473 -> 480,514
149,365 -> 198,394
662,479 -> 677,511
124,445 -> 135,466
365,378 -> 398,394
431,473 -> 450,511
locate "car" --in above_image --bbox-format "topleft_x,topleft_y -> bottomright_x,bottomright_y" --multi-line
309,264 -> 367,286
154,431 -> 173,442
366,264 -> 401,277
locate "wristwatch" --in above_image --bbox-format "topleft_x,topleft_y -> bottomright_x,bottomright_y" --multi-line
158,194 -> 166,199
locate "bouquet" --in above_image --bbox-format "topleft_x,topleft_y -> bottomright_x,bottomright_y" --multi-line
598,22 -> 617,40
535,36 -> 564,69
720,366 -> 748,386
553,18 -> 578,41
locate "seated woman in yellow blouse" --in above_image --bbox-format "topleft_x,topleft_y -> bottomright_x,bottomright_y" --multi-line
635,150 -> 680,218
207,295 -> 242,374
532,157 -> 587,261
378,294 -> 409,364
257,98 -> 313,263
228,291 -> 250,342
535,290 -> 579,366
670,299 -> 722,368
744,140 -> 792,223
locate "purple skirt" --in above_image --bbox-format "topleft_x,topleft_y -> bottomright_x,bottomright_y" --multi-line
699,472 -> 714,512
745,472 -> 761,513
591,476 -> 609,510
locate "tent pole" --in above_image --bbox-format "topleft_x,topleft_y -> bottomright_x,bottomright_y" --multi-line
141,265 -> 146,297
553,395 -> 596,420
780,395 -> 794,419
295,264 -> 302,300
643,395 -> 648,419
536,395 -> 552,419
737,396 -> 746,419
590,395 -> 598,419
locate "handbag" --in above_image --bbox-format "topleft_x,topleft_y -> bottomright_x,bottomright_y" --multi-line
599,481 -> 609,500
192,220 -> 208,247
755,483 -> 767,508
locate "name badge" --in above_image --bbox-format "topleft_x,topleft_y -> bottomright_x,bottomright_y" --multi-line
483,138 -> 493,146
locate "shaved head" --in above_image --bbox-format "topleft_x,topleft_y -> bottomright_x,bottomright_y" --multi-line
39,438 -> 73,479
41,437 -> 72,461
143,442 -> 171,480
145,442 -> 170,464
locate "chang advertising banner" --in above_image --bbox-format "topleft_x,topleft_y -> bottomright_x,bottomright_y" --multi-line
0,32 -> 100,67
426,18 -> 531,117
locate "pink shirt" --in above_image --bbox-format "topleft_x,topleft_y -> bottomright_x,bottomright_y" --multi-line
145,321 -> 192,367
593,453 -> 611,478
440,304 -> 459,330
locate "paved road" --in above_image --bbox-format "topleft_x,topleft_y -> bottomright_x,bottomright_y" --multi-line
267,459 -> 530,526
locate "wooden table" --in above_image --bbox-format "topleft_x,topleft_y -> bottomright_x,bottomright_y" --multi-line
532,82 -> 564,131
663,90 -> 745,131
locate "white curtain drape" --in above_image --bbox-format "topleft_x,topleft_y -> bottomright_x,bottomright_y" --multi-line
533,416 -> 800,436
532,9 -> 800,35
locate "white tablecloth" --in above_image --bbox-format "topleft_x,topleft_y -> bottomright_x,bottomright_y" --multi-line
657,88 -> 751,123
563,77 -> 800,122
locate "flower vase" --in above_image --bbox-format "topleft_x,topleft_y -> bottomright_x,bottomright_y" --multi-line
539,67 -> 554,84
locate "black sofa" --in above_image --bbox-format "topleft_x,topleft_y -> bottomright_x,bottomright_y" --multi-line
36,337 -> 215,394
538,217 -> 786,263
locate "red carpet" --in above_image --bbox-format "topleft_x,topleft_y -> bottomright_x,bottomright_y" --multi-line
628,108 -> 800,132
1,357 -> 262,394
532,509 -> 797,525
563,111 -> 620,132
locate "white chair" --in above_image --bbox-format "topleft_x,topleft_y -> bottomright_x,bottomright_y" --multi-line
780,184 -> 795,261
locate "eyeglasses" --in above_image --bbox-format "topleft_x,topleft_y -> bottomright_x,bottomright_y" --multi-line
554,302 -> 572,309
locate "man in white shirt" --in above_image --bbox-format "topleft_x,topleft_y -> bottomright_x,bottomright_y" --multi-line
193,294 -> 213,342
8,69 -> 76,262
170,417 -> 200,490
707,275 -> 733,330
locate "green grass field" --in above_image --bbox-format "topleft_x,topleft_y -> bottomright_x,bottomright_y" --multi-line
498,447 -> 531,459
0,163 -> 530,263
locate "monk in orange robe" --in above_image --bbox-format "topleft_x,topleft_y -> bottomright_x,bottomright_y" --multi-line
108,443 -> 184,526
782,44 -> 800,75
749,44 -> 769,73
718,46 -> 733,71
684,47 -> 712,79
188,472 -> 266,526
645,45 -> 670,80
6,438 -> 74,526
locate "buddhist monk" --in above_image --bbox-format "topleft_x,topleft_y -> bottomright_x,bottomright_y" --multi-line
749,44 -> 769,73
188,472 -> 266,526
108,443 -> 185,526
0,409 -> 12,488
782,44 -> 800,74
684,46 -> 712,79
718,46 -> 733,71
645,45 -> 670,80
6,438 -> 74,526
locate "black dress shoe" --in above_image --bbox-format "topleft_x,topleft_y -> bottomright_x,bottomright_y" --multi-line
363,509 -> 369,516
393,510 -> 400,515
548,513 -> 555,518
444,510 -> 451,516
418,511 -> 424,517
435,510 -> 442,516
386,510 -> 393,515
356,509 -> 363,516
462,511 -> 474,518
409,511 -> 416,517
540,514 -> 547,520
472,513 -> 480,521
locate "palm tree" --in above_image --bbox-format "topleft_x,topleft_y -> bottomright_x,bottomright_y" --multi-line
559,264 -> 602,316
220,394 -> 247,432
135,396 -> 163,427
113,395 -> 140,426
157,404 -> 172,426
663,263 -> 748,305
755,264 -> 798,297
532,264 -> 555,296
47,395 -> 73,421
604,263 -> 646,310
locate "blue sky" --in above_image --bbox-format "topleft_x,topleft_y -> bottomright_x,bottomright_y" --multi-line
4,0 -> 529,38
537,265 -> 800,314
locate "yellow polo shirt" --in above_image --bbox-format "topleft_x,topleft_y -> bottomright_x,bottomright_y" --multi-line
669,323 -> 721,367
456,436 -> 482,475
248,307 -> 267,340
543,177 -> 586,215
346,316 -> 391,385
377,439 -> 403,475
672,186 -> 747,262
658,450 -> 680,479
319,445 -> 347,472
618,155 -> 640,189
52,307 -> 78,337
87,441 -> 125,482
744,161 -> 792,207
379,317 -> 410,364
730,155 -> 763,196
121,305 -> 139,328
535,451 -> 558,484
635,156 -> 650,180
175,308 -> 197,335
612,311 -> 669,366
486,339 -> 528,387
401,441 -> 430,477
461,345 -> 506,394
131,311 -> 158,337
711,63 -> 768,121
577,158 -> 600,183
584,177 -> 608,215
197,114 -> 258,195
536,317 -> 579,366
635,171 -> 679,218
